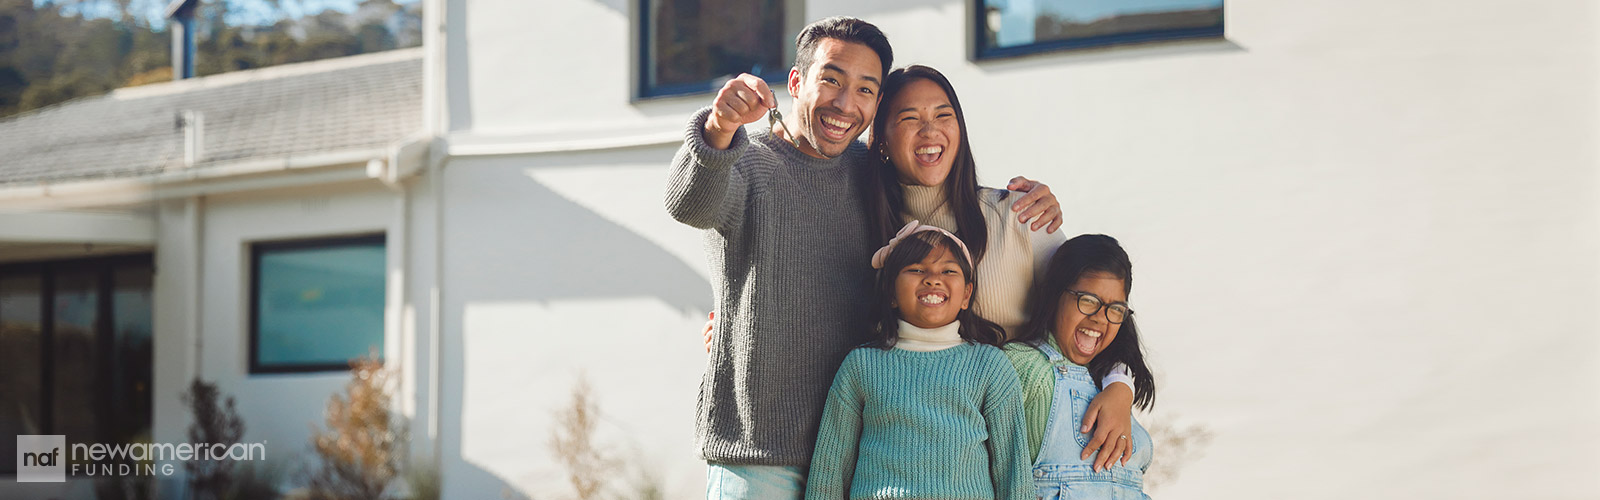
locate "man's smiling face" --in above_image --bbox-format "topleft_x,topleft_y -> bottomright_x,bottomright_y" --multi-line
786,38 -> 883,159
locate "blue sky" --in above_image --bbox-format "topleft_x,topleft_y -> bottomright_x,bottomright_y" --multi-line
992,0 -> 1222,46
37,0 -> 417,27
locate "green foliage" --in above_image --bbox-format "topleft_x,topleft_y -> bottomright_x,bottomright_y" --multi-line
0,0 -> 421,118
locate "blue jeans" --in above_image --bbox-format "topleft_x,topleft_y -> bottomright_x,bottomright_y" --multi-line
706,462 -> 807,500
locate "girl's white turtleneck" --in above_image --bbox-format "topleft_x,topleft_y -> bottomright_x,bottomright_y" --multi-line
895,320 -> 965,352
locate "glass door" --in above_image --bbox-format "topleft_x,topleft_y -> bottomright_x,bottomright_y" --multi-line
0,255 -> 153,474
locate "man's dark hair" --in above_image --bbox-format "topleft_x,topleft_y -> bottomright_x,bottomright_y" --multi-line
793,16 -> 893,80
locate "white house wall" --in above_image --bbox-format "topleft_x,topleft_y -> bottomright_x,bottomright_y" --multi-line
434,148 -> 710,499
440,0 -> 1600,498
445,0 -> 704,139
149,182 -> 409,494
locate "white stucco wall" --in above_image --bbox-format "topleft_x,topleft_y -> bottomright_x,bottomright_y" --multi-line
858,2 -> 1600,497
440,0 -> 1599,498
432,148 -> 709,499
444,0 -> 705,140
149,181 -> 411,496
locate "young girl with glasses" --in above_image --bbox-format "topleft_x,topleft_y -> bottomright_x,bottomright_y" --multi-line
1004,234 -> 1156,499
805,222 -> 1032,500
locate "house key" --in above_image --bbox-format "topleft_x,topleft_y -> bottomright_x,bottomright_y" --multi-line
766,90 -> 801,151
766,90 -> 783,133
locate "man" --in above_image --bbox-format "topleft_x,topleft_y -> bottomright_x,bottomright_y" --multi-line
665,16 -> 1061,498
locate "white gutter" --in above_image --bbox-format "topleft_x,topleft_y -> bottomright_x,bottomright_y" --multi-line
0,149 -> 388,210
0,211 -> 156,244
383,132 -> 434,186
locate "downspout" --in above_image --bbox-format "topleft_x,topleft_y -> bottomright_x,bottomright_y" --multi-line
369,132 -> 429,437
422,0 -> 448,474
186,196 -> 204,377
427,146 -> 444,477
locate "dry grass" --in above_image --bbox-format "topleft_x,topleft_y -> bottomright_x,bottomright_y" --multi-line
549,375 -> 616,500
1143,414 -> 1214,491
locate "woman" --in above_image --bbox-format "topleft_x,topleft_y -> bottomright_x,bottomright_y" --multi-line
863,65 -> 1136,469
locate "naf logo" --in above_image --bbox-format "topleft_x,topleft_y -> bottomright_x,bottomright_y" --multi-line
17,435 -> 66,482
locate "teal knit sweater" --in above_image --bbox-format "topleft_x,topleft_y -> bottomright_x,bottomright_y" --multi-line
805,342 -> 1033,500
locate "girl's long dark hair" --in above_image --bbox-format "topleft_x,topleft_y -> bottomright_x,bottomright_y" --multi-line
1010,234 -> 1156,411
864,231 -> 1006,349
865,65 -> 990,266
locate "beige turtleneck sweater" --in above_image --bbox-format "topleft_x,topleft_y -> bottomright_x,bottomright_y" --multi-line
902,184 -> 1067,339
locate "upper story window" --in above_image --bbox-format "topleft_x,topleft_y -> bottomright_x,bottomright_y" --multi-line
975,0 -> 1224,60
639,0 -> 795,98
250,234 -> 386,374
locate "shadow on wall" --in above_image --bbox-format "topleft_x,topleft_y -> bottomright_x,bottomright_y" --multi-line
434,144 -> 712,499
442,154 -> 712,313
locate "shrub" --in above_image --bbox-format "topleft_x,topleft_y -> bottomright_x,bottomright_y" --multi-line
182,378 -> 246,500
302,354 -> 403,500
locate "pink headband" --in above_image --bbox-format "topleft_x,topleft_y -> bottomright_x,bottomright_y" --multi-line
870,220 -> 975,270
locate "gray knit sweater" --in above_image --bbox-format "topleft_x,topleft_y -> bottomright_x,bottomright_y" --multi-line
665,108 -> 878,466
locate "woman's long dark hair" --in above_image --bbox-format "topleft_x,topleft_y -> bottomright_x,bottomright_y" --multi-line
865,65 -> 990,266
1010,234 -> 1156,410
864,231 -> 1006,349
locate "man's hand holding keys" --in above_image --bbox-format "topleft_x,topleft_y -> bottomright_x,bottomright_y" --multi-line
704,73 -> 777,150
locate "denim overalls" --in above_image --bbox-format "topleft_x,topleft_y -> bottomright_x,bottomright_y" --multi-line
1032,343 -> 1153,500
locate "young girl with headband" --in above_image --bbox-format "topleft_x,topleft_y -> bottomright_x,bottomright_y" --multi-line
805,221 -> 1031,500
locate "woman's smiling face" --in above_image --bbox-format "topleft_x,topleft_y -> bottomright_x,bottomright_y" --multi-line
884,78 -> 961,187
1054,271 -> 1128,365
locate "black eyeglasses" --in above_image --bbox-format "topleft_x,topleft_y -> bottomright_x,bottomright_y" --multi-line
1065,290 -> 1132,324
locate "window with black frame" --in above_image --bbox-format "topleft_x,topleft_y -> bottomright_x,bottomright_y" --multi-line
975,0 -> 1223,59
250,234 -> 386,374
639,0 -> 792,98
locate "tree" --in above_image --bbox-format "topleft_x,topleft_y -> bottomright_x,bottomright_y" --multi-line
0,0 -> 421,118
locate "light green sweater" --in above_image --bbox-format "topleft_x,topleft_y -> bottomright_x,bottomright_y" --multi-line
1002,338 -> 1062,462
806,342 -> 1033,500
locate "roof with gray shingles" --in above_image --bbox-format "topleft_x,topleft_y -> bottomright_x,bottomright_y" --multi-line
0,48 -> 422,186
